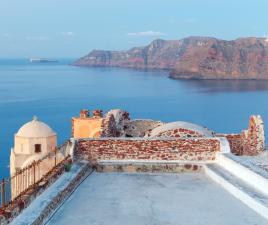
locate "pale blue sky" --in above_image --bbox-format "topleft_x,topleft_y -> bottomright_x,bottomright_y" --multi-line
0,0 -> 268,58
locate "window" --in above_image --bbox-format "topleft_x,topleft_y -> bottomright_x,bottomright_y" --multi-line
35,144 -> 41,153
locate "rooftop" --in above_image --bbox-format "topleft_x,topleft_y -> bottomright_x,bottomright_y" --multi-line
45,172 -> 267,225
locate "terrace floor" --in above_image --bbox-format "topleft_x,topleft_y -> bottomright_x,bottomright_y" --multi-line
46,172 -> 268,225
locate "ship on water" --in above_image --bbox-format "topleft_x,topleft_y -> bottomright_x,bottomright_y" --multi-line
29,58 -> 58,63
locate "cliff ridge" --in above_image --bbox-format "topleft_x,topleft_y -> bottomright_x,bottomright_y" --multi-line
74,37 -> 268,79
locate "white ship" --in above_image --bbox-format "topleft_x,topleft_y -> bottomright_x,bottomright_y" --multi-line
29,58 -> 58,63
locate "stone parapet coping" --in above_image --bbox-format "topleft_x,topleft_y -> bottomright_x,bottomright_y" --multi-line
95,161 -> 204,173
74,137 -> 221,141
97,159 -> 215,164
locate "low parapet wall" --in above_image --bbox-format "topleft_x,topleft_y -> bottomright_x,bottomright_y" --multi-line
75,138 -> 221,162
217,115 -> 265,156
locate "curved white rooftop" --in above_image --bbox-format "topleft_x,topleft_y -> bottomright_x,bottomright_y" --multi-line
149,121 -> 213,137
16,116 -> 56,138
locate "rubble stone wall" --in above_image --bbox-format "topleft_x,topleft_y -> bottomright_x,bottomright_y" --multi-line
218,115 -> 265,156
75,138 -> 220,162
224,134 -> 243,155
150,128 -> 204,138
100,114 -> 117,137
242,115 -> 265,155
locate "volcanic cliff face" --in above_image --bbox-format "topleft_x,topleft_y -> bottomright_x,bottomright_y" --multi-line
73,37 -> 268,79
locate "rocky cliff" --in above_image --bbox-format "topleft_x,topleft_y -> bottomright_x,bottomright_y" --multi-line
73,37 -> 268,79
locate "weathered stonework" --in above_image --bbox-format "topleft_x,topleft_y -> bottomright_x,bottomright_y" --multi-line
223,134 -> 244,155
106,109 -> 130,135
72,109 -> 265,156
218,115 -> 265,156
96,163 -> 202,173
75,138 -> 220,162
242,115 -> 265,155
124,120 -> 163,137
150,128 -> 204,138
100,113 -> 117,137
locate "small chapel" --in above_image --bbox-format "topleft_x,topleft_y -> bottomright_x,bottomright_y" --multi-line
10,116 -> 58,198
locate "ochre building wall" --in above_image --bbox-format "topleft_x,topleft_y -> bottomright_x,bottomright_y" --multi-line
72,117 -> 103,138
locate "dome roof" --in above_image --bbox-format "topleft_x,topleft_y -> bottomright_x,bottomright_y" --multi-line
16,116 -> 56,138
148,121 -> 213,137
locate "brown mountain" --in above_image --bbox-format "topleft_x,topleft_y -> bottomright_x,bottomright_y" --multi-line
73,36 -> 268,79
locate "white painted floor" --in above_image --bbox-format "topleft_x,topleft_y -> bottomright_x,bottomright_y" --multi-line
46,172 -> 268,225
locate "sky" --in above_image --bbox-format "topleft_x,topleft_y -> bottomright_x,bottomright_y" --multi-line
0,0 -> 268,58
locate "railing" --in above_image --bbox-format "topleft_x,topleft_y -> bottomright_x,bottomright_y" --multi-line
0,141 -> 72,209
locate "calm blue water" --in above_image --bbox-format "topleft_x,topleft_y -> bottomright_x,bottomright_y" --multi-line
1,59 -> 268,178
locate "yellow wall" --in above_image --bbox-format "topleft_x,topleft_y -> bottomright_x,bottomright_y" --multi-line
72,117 -> 103,138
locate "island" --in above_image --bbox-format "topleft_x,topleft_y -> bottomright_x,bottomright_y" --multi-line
73,36 -> 268,80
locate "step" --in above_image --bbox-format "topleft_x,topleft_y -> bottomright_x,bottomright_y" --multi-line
217,153 -> 268,195
204,163 -> 268,221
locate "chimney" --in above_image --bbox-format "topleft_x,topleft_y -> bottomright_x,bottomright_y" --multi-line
92,109 -> 103,118
80,109 -> 89,118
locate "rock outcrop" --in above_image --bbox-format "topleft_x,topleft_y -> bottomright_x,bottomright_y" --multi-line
73,37 -> 268,79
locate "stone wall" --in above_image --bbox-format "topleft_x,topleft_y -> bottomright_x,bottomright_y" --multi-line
75,138 -> 220,162
242,115 -> 265,155
125,120 -> 163,137
100,113 -> 117,137
100,109 -> 131,137
96,162 -> 202,173
217,115 -> 265,156
149,128 -> 204,138
224,134 -> 243,155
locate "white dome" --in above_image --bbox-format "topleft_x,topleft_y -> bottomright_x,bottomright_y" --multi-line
16,116 -> 56,138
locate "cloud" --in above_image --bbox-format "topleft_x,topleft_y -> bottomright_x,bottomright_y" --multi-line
25,36 -> 50,41
61,31 -> 75,37
127,31 -> 165,37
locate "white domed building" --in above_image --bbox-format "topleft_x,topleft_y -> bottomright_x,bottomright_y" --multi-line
10,116 -> 57,176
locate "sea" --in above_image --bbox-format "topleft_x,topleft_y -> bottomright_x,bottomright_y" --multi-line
0,59 -> 268,178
